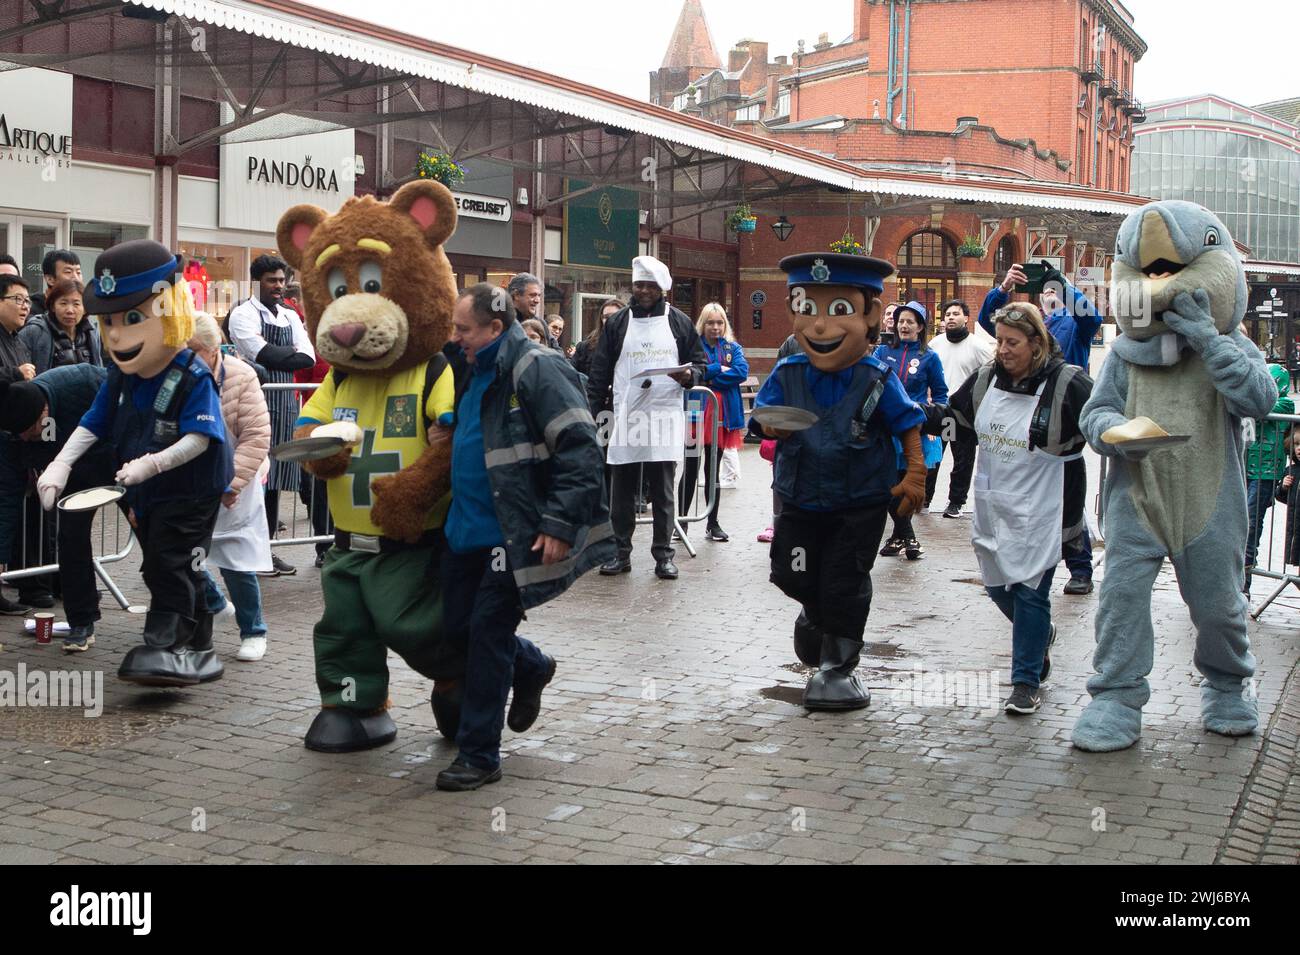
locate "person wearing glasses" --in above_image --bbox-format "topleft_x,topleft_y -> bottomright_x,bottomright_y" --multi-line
0,275 -> 35,382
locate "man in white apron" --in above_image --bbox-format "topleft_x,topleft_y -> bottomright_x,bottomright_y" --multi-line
585,256 -> 707,580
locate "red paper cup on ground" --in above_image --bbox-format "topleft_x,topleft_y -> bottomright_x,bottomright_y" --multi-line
34,612 -> 55,645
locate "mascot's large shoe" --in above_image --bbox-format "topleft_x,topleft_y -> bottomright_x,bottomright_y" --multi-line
118,611 -> 202,687
187,612 -> 225,683
305,705 -> 398,753
1074,199 -> 1275,751
803,634 -> 871,711
793,611 -> 823,667
431,679 -> 463,741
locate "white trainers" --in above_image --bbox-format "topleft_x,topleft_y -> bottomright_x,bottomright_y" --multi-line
236,636 -> 267,661
213,602 -> 236,627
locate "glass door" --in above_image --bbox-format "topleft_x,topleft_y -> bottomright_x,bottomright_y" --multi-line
1,216 -> 65,290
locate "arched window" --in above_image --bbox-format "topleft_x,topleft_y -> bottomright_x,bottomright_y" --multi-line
995,234 -> 1019,280
896,230 -> 958,332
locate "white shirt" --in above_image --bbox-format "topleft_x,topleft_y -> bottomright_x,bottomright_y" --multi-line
930,330 -> 994,396
607,303 -> 686,466
227,297 -> 315,365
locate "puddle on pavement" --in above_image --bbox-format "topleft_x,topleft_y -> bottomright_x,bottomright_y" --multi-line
758,684 -> 805,705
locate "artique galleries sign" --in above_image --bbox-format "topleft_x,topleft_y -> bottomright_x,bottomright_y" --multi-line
0,67 -> 74,206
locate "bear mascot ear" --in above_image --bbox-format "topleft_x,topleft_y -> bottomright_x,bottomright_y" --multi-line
389,180 -> 458,249
276,204 -> 329,271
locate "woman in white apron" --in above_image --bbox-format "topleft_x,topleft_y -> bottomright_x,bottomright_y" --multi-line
189,315 -> 275,661
932,303 -> 1094,715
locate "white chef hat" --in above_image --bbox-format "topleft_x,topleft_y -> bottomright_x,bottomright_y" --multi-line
631,255 -> 672,292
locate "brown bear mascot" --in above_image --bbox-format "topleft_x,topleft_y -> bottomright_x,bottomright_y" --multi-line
276,180 -> 464,752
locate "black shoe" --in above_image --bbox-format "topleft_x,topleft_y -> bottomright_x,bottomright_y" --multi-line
635,501 -> 648,515
436,757 -> 503,792
670,529 -> 683,542
63,624 -> 95,654
304,707 -> 398,752
431,680 -> 464,741
0,594 -> 30,616
1003,683 -> 1042,714
879,537 -> 904,557
803,634 -> 870,711
904,538 -> 924,560
314,553 -> 326,569
1040,623 -> 1057,682
706,525 -> 729,542
19,591 -> 54,609
277,521 -> 288,534
655,560 -> 679,580
942,504 -> 962,519
271,554 -> 297,576
1063,575 -> 1093,595
599,557 -> 632,576
508,654 -> 557,733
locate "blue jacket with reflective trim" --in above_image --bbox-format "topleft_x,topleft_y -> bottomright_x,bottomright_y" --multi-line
452,321 -> 615,609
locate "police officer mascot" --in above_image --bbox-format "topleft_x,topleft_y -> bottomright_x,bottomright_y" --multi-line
38,239 -> 233,687
751,253 -> 927,711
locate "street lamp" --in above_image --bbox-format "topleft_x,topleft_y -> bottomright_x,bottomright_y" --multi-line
771,215 -> 795,242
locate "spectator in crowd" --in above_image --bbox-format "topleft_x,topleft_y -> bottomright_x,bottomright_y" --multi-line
1245,364 -> 1293,581
572,297 -> 622,381
586,256 -> 706,580
18,279 -> 102,375
880,301 -> 899,348
875,301 -> 947,559
928,299 -> 994,518
548,314 -> 571,355
0,274 -> 35,382
190,314 -> 274,662
294,346 -> 333,569
1273,427 -> 1300,572
0,365 -> 114,648
507,272 -> 562,351
980,260 -> 1101,596
436,283 -> 612,790
521,318 -> 548,344
927,302 -> 1093,715
227,254 -> 315,576
30,249 -> 82,318
680,302 -> 749,542
0,253 -> 19,277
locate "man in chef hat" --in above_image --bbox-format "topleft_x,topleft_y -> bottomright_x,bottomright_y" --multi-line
585,256 -> 707,580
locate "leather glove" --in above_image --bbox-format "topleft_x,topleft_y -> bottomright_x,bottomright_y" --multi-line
116,455 -> 161,487
36,460 -> 71,511
1162,290 -> 1219,353
311,421 -> 364,445
890,428 -> 927,517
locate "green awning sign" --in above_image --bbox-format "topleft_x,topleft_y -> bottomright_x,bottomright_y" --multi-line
563,178 -> 638,270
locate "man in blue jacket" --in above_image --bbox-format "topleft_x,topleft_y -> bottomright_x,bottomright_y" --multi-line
437,283 -> 614,791
978,261 -> 1100,595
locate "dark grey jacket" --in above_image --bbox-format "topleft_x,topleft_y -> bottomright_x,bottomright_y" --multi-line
457,321 -> 615,609
17,313 -> 103,376
584,299 -> 708,418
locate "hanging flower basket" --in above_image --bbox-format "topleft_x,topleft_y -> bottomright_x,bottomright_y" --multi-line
830,232 -> 865,255
415,151 -> 465,187
957,236 -> 986,259
726,203 -> 757,233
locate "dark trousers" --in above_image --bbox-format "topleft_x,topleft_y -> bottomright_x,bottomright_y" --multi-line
137,497 -> 221,621
770,503 -> 889,641
945,435 -> 977,508
58,461 -> 123,628
265,487 -> 281,538
442,547 -> 547,771
887,469 -> 916,541
298,471 -> 331,556
1062,456 -> 1093,580
679,445 -> 722,529
610,461 -> 676,561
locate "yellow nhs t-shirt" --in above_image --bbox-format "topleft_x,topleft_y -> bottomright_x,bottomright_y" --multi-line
299,362 -> 455,536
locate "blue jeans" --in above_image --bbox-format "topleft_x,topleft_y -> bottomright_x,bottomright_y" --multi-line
1245,478 -> 1277,567
984,567 -> 1055,689
202,568 -> 267,638
442,548 -> 547,771
1063,525 -> 1093,580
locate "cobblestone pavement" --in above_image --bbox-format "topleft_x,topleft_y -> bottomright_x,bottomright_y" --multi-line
1,446 -> 1297,865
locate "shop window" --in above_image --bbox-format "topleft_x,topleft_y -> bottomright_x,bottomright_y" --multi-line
897,230 -> 958,331
70,220 -> 149,289
995,234 -> 1019,279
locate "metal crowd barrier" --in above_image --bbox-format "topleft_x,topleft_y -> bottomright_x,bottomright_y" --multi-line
261,381 -> 335,551
1246,411 -> 1300,620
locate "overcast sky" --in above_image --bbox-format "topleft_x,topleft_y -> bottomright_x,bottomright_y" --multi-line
310,0 -> 1297,110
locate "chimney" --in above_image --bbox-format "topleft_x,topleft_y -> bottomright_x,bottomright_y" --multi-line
854,0 -> 871,40
814,32 -> 832,51
728,42 -> 749,73
774,55 -> 788,66
766,74 -> 781,114
749,40 -> 769,68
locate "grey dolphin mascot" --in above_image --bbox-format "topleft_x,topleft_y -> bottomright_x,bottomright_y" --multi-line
1073,199 -> 1276,752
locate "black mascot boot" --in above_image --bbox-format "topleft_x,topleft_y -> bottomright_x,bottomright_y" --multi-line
793,610 -> 823,667
304,706 -> 398,753
431,679 -> 464,741
187,612 -> 225,683
118,611 -> 201,688
802,633 -> 871,711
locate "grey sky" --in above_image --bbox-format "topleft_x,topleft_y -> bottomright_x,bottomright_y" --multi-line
310,0 -> 1297,111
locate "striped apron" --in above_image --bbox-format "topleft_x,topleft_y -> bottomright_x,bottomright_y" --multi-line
261,311 -> 301,492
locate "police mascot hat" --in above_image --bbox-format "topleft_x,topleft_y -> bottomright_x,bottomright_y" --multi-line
82,239 -> 184,314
